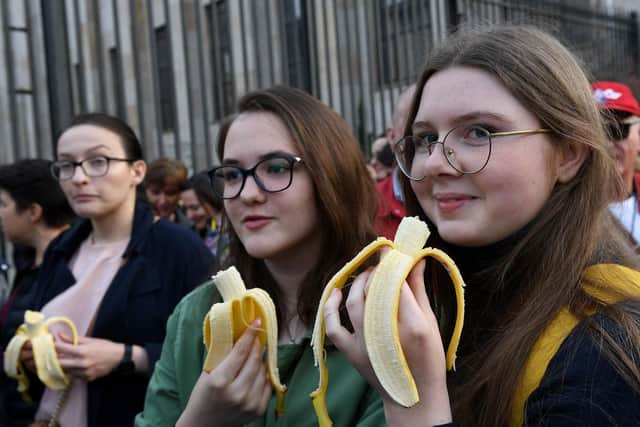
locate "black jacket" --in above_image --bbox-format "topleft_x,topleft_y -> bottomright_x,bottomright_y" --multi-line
4,201 -> 213,426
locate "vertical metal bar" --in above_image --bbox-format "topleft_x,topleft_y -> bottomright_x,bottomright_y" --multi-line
129,0 -> 145,154
307,0 -> 320,96
210,3 -> 224,119
73,0 -> 87,111
344,0 -> 357,122
194,0 -> 212,167
179,0 -> 196,164
354,0 -> 369,143
111,0 -> 126,119
276,0 -> 289,85
145,0 -> 164,157
238,0 -> 250,92
92,0 -> 106,111
1,0 -> 18,157
42,0 -> 74,142
290,0 -> 302,88
24,0 -> 41,156
250,1 -> 262,87
333,0 -> 345,115
401,0 -> 411,86
321,0 -> 334,105
265,0 -> 275,85
375,0 -> 390,130
364,1 -> 378,140
162,0 -> 180,158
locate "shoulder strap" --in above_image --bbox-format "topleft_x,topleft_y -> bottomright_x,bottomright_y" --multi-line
509,264 -> 640,426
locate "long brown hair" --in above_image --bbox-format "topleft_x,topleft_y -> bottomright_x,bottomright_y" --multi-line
401,26 -> 640,426
216,86 -> 378,327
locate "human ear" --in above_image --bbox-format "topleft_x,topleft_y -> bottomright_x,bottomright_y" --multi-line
27,203 -> 43,223
556,141 -> 589,183
131,160 -> 147,186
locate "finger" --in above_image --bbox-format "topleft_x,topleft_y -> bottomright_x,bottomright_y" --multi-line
214,319 -> 261,385
55,340 -> 82,358
324,289 -> 351,350
244,364 -> 270,411
231,337 -> 267,392
257,376 -> 272,414
345,271 -> 369,332
407,259 -> 430,312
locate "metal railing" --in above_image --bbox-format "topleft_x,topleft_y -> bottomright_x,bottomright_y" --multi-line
0,0 -> 638,172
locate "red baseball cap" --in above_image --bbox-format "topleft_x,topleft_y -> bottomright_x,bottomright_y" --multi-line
592,81 -> 640,116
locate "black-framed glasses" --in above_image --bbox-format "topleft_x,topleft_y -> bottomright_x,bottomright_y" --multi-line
50,156 -> 135,180
394,125 -> 552,180
208,154 -> 304,199
605,119 -> 640,141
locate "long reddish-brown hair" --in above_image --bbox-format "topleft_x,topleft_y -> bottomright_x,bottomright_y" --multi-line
216,86 -> 378,327
401,26 -> 640,426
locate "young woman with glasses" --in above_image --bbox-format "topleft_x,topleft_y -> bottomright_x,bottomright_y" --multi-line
20,113 -> 213,426
323,26 -> 640,426
136,86 -> 383,426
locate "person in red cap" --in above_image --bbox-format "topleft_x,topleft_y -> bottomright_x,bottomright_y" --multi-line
592,81 -> 640,244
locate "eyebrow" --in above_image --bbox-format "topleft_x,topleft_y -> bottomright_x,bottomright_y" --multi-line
222,150 -> 293,165
412,111 -> 511,132
57,144 -> 113,158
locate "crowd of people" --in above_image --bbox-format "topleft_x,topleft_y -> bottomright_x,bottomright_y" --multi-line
0,24 -> 640,426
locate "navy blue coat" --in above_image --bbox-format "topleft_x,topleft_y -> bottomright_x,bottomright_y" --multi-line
27,201 -> 214,426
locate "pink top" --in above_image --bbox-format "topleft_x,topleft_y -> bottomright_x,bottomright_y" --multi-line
35,235 -> 129,426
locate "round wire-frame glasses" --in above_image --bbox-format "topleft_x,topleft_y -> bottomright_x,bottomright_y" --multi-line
394,125 -> 552,180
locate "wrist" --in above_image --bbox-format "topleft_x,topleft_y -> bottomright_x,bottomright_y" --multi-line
112,343 -> 135,375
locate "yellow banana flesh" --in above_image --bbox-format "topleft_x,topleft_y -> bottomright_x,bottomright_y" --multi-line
3,310 -> 78,399
310,216 -> 465,425
202,266 -> 287,416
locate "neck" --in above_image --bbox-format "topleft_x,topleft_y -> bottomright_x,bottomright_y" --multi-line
90,194 -> 136,243
30,225 -> 70,266
264,230 -> 323,318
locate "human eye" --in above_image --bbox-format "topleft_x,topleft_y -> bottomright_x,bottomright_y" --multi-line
461,126 -> 490,145
86,156 -> 108,168
413,132 -> 438,153
263,157 -> 291,174
218,167 -> 242,182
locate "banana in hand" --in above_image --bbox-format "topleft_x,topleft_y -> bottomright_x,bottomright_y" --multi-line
4,310 -> 78,399
310,216 -> 465,426
202,266 -> 287,415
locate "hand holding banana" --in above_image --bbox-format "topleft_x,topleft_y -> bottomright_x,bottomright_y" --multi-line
310,217 -> 465,426
4,310 -> 78,399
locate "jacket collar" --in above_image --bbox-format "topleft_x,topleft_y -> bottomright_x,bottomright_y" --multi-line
52,200 -> 155,259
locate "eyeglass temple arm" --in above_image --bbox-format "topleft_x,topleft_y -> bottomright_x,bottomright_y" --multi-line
490,128 -> 552,138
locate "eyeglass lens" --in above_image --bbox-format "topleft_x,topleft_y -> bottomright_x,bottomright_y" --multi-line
52,157 -> 110,180
395,125 -> 491,179
212,156 -> 295,199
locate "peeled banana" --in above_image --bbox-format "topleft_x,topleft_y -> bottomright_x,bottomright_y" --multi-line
202,266 -> 287,415
310,216 -> 465,426
4,310 -> 78,399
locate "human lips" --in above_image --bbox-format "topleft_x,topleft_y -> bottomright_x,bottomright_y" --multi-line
434,193 -> 475,213
242,214 -> 274,230
72,193 -> 98,202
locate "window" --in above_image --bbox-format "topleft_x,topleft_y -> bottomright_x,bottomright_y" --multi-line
155,26 -> 175,130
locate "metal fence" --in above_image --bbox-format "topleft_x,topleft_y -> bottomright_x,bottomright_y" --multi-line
0,0 -> 638,172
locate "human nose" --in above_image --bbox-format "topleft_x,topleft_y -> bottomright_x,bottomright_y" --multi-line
423,139 -> 460,177
237,172 -> 266,202
69,163 -> 89,183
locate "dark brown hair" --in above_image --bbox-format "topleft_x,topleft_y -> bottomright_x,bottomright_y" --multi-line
143,158 -> 188,193
401,26 -> 640,426
216,86 -> 378,327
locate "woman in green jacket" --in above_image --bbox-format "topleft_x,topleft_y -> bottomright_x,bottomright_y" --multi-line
136,86 -> 384,427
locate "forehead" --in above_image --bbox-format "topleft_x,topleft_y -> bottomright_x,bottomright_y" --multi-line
57,124 -> 125,158
223,112 -> 298,161
416,66 -> 535,126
